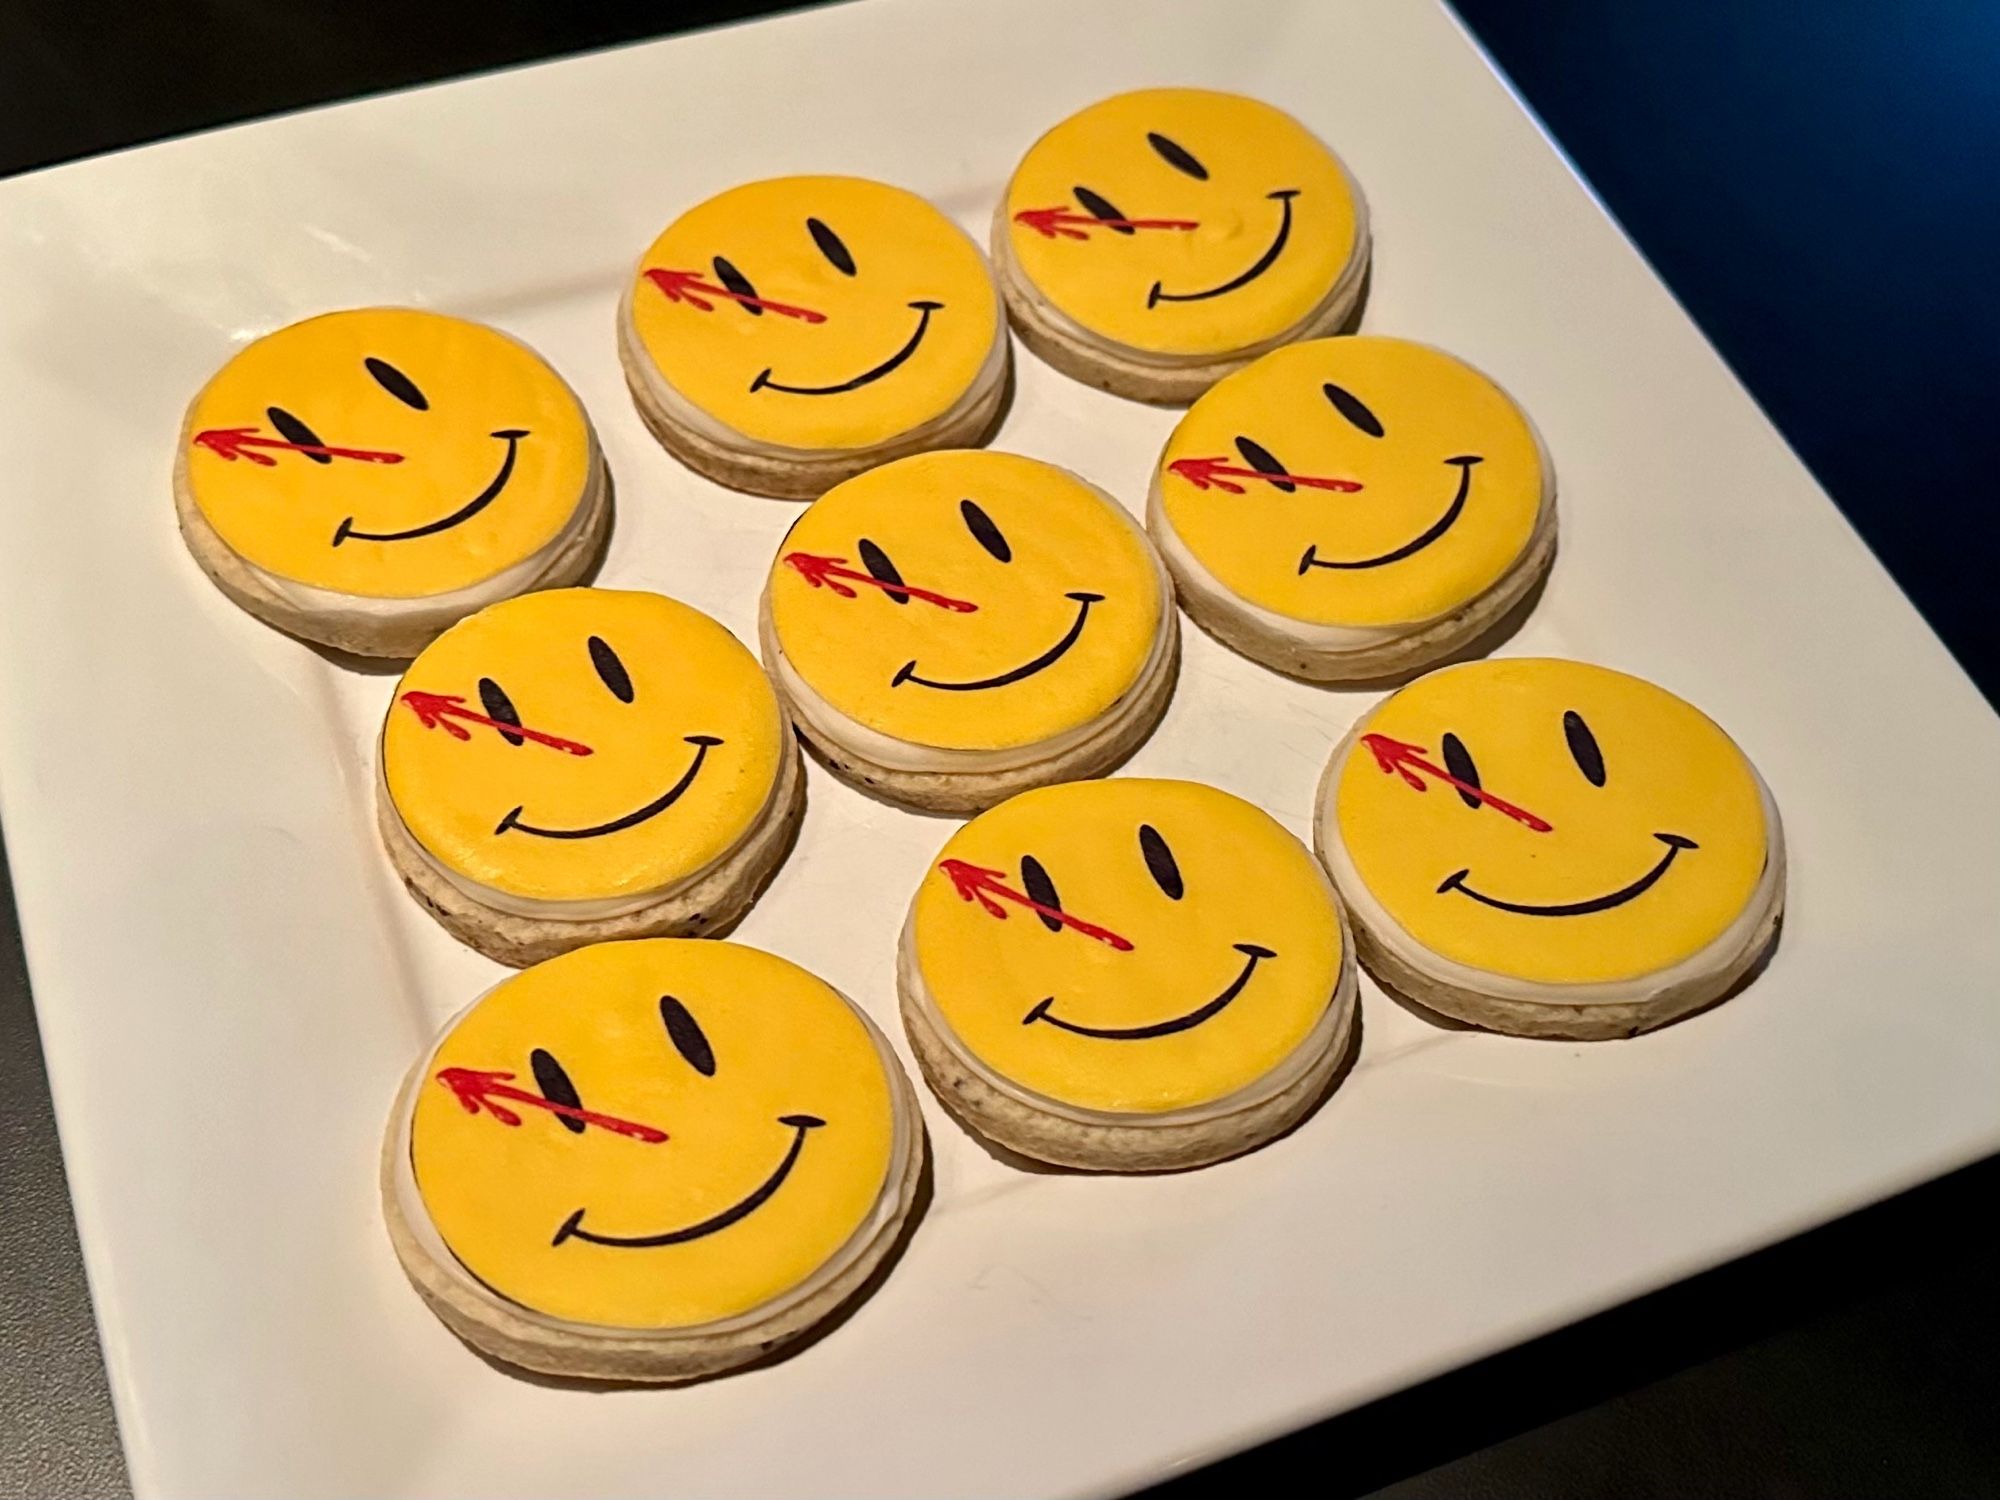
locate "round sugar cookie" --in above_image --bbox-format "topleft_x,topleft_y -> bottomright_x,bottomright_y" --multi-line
383,939 -> 925,1382
1150,337 -> 1556,682
619,176 -> 1010,499
994,88 -> 1370,403
1315,658 -> 1785,1039
379,588 -> 801,966
175,308 -> 609,657
899,778 -> 1356,1170
760,450 -> 1178,813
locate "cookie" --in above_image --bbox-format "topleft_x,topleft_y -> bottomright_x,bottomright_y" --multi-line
759,450 -> 1178,814
1315,658 -> 1785,1039
994,88 -> 1369,403
175,308 -> 608,657
619,176 -> 1010,500
1150,336 -> 1556,682
382,939 -> 925,1382
898,778 -> 1356,1171
379,588 -> 801,966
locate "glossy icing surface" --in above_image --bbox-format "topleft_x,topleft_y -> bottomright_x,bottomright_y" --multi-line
767,450 -> 1164,751
410,940 -> 896,1328
628,176 -> 1000,451
1005,89 -> 1360,356
1157,337 -> 1546,627
912,779 -> 1341,1112
384,589 -> 784,905
1330,658 -> 1769,984
185,308 -> 591,598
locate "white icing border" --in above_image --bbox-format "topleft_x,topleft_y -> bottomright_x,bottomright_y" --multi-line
1146,338 -> 1558,648
760,474 -> 1177,774
1313,714 -> 1788,1007
392,973 -> 919,1338
897,856 -> 1358,1129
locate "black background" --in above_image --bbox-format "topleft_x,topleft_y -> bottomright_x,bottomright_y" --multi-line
2,2 -> 1997,1496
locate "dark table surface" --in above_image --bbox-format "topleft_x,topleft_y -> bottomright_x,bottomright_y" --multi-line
4,2 -> 1997,1496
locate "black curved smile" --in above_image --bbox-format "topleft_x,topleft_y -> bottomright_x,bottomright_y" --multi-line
1438,832 -> 1698,917
750,300 -> 943,396
891,591 -> 1101,692
550,1114 -> 825,1249
494,735 -> 721,839
1300,456 -> 1483,573
1148,189 -> 1299,307
332,428 -> 528,546
1022,942 -> 1274,1040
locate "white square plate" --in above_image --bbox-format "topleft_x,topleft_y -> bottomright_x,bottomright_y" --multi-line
5,2 -> 1999,1495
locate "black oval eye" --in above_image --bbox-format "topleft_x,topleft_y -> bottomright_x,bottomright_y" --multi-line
1072,185 -> 1135,235
364,357 -> 428,411
1234,435 -> 1296,494
1146,131 -> 1209,180
806,216 -> 856,276
478,677 -> 526,746
266,406 -> 331,464
1440,732 -> 1483,810
588,635 -> 634,704
659,995 -> 717,1077
1564,710 -> 1607,787
1139,824 -> 1183,900
1323,382 -> 1385,438
857,538 -> 911,604
1019,855 -> 1065,933
960,499 -> 1011,562
712,255 -> 762,316
529,1048 -> 586,1134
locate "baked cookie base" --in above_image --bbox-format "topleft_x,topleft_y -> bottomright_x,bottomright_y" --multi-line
616,297 -> 1010,502
174,445 -> 612,660
761,609 -> 1181,816
379,1033 -> 926,1383
896,933 -> 1356,1172
990,199 -> 1371,406
376,736 -> 805,968
1159,507 -> 1558,685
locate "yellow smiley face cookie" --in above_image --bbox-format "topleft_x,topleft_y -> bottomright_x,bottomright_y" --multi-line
910,779 -> 1344,1114
384,589 -> 784,907
183,308 -> 593,597
1157,338 -> 1549,629
1004,89 -> 1363,357
766,451 -> 1166,752
407,939 -> 902,1328
627,176 -> 1001,450
1323,659 -> 1774,986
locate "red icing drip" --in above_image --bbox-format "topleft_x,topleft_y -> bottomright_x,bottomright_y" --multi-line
937,858 -> 1135,951
1167,456 -> 1364,495
399,690 -> 595,756
782,551 -> 978,612
1013,206 -> 1200,240
192,426 -> 405,467
435,1067 -> 669,1143
643,267 -> 827,323
1358,732 -> 1554,832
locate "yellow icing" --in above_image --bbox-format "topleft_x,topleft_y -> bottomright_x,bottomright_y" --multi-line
186,309 -> 591,597
1158,338 -> 1545,628
913,779 -> 1340,1113
1333,659 -> 1769,985
1005,89 -> 1359,356
384,589 -> 783,904
768,451 -> 1163,751
411,940 -> 896,1329
628,176 -> 1000,451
